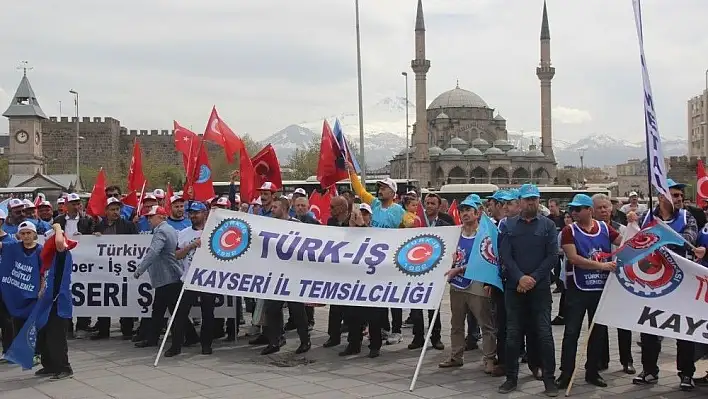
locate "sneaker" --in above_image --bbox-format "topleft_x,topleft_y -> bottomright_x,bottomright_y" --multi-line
498,379 -> 517,394
34,368 -> 54,376
679,374 -> 694,391
50,371 -> 73,381
386,332 -> 402,345
632,370 -> 658,385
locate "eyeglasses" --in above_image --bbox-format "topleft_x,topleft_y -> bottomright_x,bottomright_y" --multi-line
569,206 -> 589,213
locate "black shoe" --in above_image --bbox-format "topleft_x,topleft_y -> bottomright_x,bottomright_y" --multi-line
50,371 -> 73,381
131,335 -> 143,343
339,345 -> 361,356
278,336 -> 286,347
368,349 -> 380,358
585,374 -> 607,388
465,339 -> 478,351
260,345 -> 280,355
202,347 -> 213,355
34,368 -> 54,377
632,370 -> 658,385
323,338 -> 340,348
431,341 -> 445,350
164,348 -> 181,358
295,341 -> 311,354
543,381 -> 559,397
531,367 -> 543,381
555,374 -> 571,389
498,379 -> 517,394
407,340 -> 423,350
134,340 -> 155,348
680,374 -> 695,391
623,362 -> 636,375
284,322 -> 296,331
248,334 -> 269,345
551,316 -> 565,326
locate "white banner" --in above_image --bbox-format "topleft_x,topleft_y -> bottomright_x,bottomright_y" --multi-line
632,0 -> 670,203
183,209 -> 460,309
48,235 -> 239,318
595,248 -> 708,344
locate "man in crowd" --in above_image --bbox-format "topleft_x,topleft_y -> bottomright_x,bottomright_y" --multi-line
323,196 -> 352,349
91,197 -> 139,340
133,205 -> 186,349
37,201 -> 54,223
556,194 -> 621,389
289,195 -> 318,329
260,196 -> 311,355
620,192 -> 646,214
498,184 -> 558,396
167,201 -> 213,357
21,200 -> 51,235
136,194 -> 159,233
166,195 -> 191,231
440,195 -> 502,375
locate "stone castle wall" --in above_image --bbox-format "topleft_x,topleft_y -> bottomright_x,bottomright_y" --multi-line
667,155 -> 706,189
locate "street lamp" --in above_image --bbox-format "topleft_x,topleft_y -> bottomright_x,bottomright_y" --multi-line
354,0 -> 366,182
402,72 -> 410,181
69,90 -> 80,187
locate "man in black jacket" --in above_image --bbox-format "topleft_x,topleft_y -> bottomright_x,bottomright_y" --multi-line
288,196 -> 319,329
322,196 -> 351,348
90,198 -> 139,340
53,193 -> 96,337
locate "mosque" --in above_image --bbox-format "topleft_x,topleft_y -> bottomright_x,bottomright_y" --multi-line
389,1 -> 557,188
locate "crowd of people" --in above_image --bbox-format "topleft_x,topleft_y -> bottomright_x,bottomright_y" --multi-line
0,167 -> 707,395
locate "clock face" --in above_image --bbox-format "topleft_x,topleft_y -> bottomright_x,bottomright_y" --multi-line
15,130 -> 28,144
35,132 -> 40,144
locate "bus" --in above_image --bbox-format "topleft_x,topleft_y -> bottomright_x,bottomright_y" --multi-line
433,184 -> 611,208
0,187 -> 54,201
212,177 -> 420,198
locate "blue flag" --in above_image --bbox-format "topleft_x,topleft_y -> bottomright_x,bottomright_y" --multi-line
613,220 -> 685,266
4,289 -> 52,370
121,204 -> 135,221
463,214 -> 503,291
333,119 -> 361,173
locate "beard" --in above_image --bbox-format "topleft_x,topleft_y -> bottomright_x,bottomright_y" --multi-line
522,206 -> 538,219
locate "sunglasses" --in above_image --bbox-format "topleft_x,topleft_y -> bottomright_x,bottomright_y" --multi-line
569,206 -> 590,213
671,193 -> 683,199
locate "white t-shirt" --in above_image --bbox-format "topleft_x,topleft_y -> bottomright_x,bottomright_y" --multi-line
177,227 -> 202,281
620,203 -> 646,214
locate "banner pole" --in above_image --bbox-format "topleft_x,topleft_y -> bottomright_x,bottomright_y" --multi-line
409,302 -> 441,392
154,283 -> 189,367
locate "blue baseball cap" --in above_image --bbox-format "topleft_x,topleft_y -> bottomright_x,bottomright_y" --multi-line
459,194 -> 480,209
666,178 -> 686,189
488,191 -> 507,201
187,201 -> 208,212
567,194 -> 593,208
468,194 -> 482,204
518,184 -> 540,199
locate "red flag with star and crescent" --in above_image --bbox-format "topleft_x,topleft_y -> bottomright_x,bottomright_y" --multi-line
86,168 -> 107,218
127,140 -> 146,193
251,144 -> 282,190
204,107 -> 243,164
174,121 -> 197,171
308,186 -> 337,223
449,200 -> 462,225
316,120 -> 349,188
696,159 -> 708,204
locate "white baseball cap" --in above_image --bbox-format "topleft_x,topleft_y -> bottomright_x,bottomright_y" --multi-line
22,199 -> 35,209
376,178 -> 397,193
66,193 -> 81,202
259,182 -> 278,192
359,203 -> 372,214
143,194 -> 157,201
8,198 -> 24,209
38,200 -> 52,209
142,205 -> 168,217
18,221 -> 36,233
406,190 -> 417,196
153,189 -> 166,199
170,194 -> 184,203
286,193 -> 293,200
106,197 -> 122,207
628,191 -> 638,197
215,197 -> 231,207
293,188 -> 307,196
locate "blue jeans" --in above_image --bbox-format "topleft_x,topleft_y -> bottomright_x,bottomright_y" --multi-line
504,285 -> 556,382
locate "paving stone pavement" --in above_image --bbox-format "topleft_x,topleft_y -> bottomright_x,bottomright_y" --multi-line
1,290 -> 706,399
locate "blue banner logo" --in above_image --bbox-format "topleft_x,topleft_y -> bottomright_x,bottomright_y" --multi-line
209,218 -> 252,261
394,234 -> 445,276
616,247 -> 683,298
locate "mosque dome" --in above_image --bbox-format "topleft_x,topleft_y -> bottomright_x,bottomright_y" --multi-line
506,148 -> 525,157
484,146 -> 504,156
442,147 -> 462,155
428,85 -> 489,110
448,136 -> 468,150
493,139 -> 513,151
428,146 -> 443,156
471,137 -> 490,150
528,148 -> 545,157
464,147 -> 483,156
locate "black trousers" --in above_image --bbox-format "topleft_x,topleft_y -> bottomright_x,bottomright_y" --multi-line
94,317 -> 135,337
306,306 -> 315,325
411,309 -> 441,343
0,297 -> 13,354
600,328 -> 633,367
264,300 -> 309,346
559,284 -> 605,377
171,291 -> 213,352
493,288 -> 507,364
556,287 -> 566,318
347,307 -> 385,351
146,282 -> 183,345
553,255 -> 563,286
327,305 -> 346,340
640,333 -> 695,377
38,306 -> 72,373
383,308 -> 402,334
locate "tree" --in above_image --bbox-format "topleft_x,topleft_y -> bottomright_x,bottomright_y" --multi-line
287,137 -> 321,180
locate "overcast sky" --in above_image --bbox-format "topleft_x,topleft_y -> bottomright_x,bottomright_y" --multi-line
1,0 -> 706,144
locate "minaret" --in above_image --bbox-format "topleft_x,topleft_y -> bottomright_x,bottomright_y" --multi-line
411,0 -> 431,184
536,1 -> 555,160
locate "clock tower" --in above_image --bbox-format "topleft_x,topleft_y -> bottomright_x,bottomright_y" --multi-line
3,63 -> 47,176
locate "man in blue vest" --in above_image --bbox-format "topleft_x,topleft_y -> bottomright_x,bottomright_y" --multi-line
633,179 -> 701,391
556,194 -> 622,389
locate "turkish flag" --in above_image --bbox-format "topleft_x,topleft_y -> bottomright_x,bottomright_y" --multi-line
40,232 -> 78,276
251,144 -> 282,189
697,159 -> 708,204
127,140 -> 146,192
164,182 -> 174,210
415,201 -> 426,227
122,190 -> 138,208
239,146 -> 257,204
309,186 -> 336,223
449,200 -> 461,225
204,106 -> 244,164
184,138 -> 215,202
86,168 -> 107,218
316,120 -> 349,188
174,121 -> 197,171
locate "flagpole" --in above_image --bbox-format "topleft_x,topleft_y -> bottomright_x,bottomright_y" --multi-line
355,0 -> 366,183
409,302 -> 441,392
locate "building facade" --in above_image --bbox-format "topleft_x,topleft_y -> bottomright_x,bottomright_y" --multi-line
687,88 -> 708,158
389,0 -> 557,188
